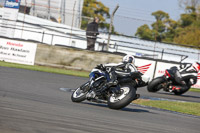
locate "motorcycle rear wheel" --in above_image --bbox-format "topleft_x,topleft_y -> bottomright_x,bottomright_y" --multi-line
107,83 -> 136,110
71,82 -> 89,102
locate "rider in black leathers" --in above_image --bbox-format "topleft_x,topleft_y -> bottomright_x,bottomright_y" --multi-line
95,55 -> 150,99
171,62 -> 200,92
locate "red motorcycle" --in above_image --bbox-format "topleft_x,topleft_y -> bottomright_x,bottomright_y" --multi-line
147,67 -> 194,95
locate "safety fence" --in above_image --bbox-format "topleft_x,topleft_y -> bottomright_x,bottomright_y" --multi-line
0,15 -> 200,64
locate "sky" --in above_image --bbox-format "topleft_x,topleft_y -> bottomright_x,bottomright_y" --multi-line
99,0 -> 184,36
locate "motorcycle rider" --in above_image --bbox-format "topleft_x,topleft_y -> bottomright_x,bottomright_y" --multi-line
170,62 -> 200,92
94,55 -> 149,99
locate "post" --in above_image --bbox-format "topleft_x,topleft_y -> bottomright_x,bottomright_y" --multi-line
31,0 -> 35,16
152,60 -> 158,79
107,4 -> 119,51
71,1 -> 76,30
51,34 -> 54,45
69,1 -> 76,46
59,0 -> 62,22
21,0 -> 27,39
161,49 -> 164,60
47,0 -> 51,20
41,31 -> 44,43
62,0 -> 66,24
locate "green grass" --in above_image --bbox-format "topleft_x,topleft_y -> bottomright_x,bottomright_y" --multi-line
190,88 -> 200,92
1,61 -> 200,116
133,99 -> 200,116
0,61 -> 89,78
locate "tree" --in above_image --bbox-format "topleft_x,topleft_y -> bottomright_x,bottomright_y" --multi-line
164,19 -> 178,42
151,10 -> 169,21
174,26 -> 200,46
135,24 -> 153,40
179,6 -> 197,27
179,0 -> 200,10
173,3 -> 200,46
135,10 -> 175,42
81,0 -> 110,31
135,0 -> 200,47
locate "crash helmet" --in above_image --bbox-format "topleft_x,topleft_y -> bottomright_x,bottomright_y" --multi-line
123,55 -> 135,64
192,62 -> 200,72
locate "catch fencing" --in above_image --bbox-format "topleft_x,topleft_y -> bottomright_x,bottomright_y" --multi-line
0,12 -> 199,64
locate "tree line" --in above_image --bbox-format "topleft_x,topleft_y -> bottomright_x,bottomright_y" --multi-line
135,0 -> 200,47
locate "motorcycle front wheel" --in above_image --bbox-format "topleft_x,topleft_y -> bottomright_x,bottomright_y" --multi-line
147,77 -> 166,92
107,83 -> 136,110
71,82 -> 90,102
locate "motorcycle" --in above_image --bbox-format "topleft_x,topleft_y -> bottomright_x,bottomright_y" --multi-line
71,65 -> 147,110
147,66 -> 192,95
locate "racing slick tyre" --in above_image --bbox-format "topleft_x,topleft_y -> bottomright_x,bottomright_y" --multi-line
71,82 -> 90,102
107,83 -> 136,110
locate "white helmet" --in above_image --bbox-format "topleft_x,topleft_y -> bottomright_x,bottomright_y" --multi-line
123,55 -> 135,64
193,62 -> 200,72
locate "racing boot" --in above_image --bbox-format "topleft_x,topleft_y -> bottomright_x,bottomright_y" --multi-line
133,94 -> 140,100
169,86 -> 181,92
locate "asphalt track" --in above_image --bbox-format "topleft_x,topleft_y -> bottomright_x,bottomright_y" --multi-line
0,66 -> 200,133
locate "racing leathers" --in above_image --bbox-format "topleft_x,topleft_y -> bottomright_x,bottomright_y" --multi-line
102,62 -> 149,87
172,63 -> 198,91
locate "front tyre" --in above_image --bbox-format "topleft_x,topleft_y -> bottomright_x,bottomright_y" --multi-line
71,82 -> 90,102
108,83 -> 136,110
147,77 -> 165,92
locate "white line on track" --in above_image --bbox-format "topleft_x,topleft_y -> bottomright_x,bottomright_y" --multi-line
59,88 -> 74,92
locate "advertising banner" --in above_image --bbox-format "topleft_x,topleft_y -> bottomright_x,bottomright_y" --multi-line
135,58 -> 156,80
135,59 -> 200,88
4,0 -> 21,9
154,62 -> 179,78
0,38 -> 37,65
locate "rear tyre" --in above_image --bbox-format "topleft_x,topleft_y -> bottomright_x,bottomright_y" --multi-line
71,82 -> 90,102
107,83 -> 136,110
147,77 -> 165,92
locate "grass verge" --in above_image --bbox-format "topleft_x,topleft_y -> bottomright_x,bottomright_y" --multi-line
0,61 -> 89,78
1,61 -> 200,116
133,99 -> 200,116
190,88 -> 200,92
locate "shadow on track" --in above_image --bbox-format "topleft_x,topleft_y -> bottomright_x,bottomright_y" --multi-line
82,102 -> 150,113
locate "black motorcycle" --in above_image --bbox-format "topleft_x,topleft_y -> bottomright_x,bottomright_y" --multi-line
71,65 -> 143,110
147,67 -> 193,95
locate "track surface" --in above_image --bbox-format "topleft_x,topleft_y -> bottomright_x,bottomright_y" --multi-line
0,66 -> 200,133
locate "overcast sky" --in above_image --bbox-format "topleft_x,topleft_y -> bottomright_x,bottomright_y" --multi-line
99,0 -> 184,36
